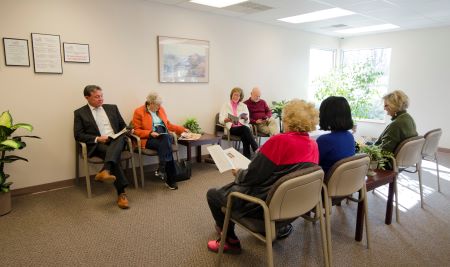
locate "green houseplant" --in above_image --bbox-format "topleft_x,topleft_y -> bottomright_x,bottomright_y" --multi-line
0,111 -> 40,215
358,144 -> 393,175
271,100 -> 288,133
183,117 -> 202,134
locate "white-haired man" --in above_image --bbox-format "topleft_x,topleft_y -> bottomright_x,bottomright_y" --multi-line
244,87 -> 279,136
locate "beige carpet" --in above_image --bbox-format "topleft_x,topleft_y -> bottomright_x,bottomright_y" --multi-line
1,153 -> 450,266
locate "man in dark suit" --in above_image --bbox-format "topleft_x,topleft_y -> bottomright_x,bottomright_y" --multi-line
74,85 -> 129,209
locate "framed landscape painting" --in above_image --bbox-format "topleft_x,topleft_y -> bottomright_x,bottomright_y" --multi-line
158,36 -> 209,83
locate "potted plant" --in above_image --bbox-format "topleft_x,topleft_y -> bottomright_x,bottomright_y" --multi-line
358,143 -> 393,176
271,100 -> 288,133
0,111 -> 40,215
183,117 -> 202,134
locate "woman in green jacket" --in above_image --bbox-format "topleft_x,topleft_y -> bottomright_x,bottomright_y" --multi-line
374,90 -> 418,153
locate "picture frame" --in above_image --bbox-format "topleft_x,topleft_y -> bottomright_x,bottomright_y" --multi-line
63,42 -> 90,63
31,33 -> 63,74
3,38 -> 30,66
158,36 -> 209,83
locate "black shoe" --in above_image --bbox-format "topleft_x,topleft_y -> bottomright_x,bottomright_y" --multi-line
277,223 -> 293,240
166,182 -> 178,190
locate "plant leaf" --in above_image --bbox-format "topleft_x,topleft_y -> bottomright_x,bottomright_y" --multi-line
0,111 -> 12,128
0,155 -> 29,163
0,139 -> 24,149
1,187 -> 9,193
11,123 -> 33,132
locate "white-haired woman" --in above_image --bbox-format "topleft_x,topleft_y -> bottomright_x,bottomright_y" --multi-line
374,90 -> 418,153
132,92 -> 187,190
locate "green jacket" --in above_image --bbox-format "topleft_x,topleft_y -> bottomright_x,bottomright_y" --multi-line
375,111 -> 418,153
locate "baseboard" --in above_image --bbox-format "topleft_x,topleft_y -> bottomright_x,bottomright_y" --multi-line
11,179 -> 76,197
438,147 -> 450,153
10,155 -> 213,197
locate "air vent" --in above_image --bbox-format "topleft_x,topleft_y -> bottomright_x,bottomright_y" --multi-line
224,1 -> 273,14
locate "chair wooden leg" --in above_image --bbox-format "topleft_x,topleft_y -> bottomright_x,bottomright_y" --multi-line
83,157 -> 92,198
363,186 -> 370,249
435,154 -> 441,192
218,203 -> 233,266
323,186 -> 332,267
130,157 -> 138,189
138,155 -> 145,188
317,201 -> 330,267
417,162 -> 424,208
263,212 -> 274,267
394,178 -> 399,223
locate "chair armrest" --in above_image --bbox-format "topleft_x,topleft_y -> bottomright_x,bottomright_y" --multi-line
169,131 -> 178,146
124,136 -> 134,153
251,124 -> 257,137
78,141 -> 88,159
128,133 -> 142,153
216,123 -> 231,141
226,191 -> 269,216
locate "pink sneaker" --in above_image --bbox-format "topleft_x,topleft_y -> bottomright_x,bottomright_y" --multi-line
207,237 -> 242,254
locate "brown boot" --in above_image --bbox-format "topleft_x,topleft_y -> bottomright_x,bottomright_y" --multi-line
117,193 -> 129,209
95,170 -> 116,183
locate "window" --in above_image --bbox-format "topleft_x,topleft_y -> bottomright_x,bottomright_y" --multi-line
308,48 -> 336,101
341,48 -> 392,121
311,47 -> 392,121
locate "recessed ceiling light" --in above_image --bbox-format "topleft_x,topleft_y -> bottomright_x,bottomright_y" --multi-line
278,8 -> 354,24
335,24 -> 400,34
190,0 -> 248,8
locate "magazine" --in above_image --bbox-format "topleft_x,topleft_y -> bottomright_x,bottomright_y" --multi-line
228,113 -> 239,124
108,127 -> 129,140
206,145 -> 251,173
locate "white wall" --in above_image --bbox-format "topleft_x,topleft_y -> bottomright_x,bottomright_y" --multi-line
340,27 -> 450,148
0,0 -> 338,189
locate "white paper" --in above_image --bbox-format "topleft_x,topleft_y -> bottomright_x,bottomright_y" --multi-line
206,145 -> 250,173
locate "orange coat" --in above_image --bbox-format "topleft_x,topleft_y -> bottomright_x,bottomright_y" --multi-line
132,105 -> 186,148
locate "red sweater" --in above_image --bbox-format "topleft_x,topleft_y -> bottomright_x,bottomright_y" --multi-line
243,98 -> 272,124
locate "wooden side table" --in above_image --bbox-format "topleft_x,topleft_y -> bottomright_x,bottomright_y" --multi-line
178,133 -> 221,162
355,169 -> 397,241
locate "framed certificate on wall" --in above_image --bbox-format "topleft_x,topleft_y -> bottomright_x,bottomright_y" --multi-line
63,42 -> 90,63
3,38 -> 30,66
31,33 -> 63,74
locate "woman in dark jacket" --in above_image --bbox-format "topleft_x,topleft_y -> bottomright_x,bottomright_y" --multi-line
206,99 -> 319,254
374,90 -> 418,153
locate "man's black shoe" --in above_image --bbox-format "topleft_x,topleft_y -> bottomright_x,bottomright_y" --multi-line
277,223 -> 293,240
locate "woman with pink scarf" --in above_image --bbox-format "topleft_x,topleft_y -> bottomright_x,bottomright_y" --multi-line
219,87 -> 258,158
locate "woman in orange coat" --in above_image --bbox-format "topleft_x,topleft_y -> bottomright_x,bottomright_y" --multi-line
133,92 -> 187,190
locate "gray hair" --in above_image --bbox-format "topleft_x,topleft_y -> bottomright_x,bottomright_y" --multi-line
146,92 -> 162,105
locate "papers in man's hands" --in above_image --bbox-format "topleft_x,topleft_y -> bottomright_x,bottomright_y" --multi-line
206,145 -> 251,173
228,113 -> 239,124
109,127 -> 128,140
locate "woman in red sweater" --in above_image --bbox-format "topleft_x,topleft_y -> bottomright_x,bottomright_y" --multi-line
207,99 -> 319,254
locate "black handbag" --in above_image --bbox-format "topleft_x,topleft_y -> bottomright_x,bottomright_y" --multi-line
174,160 -> 192,182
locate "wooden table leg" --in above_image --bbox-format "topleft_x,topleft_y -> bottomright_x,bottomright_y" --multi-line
385,180 -> 395,225
186,143 -> 192,162
196,146 -> 202,163
355,191 -> 364,242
